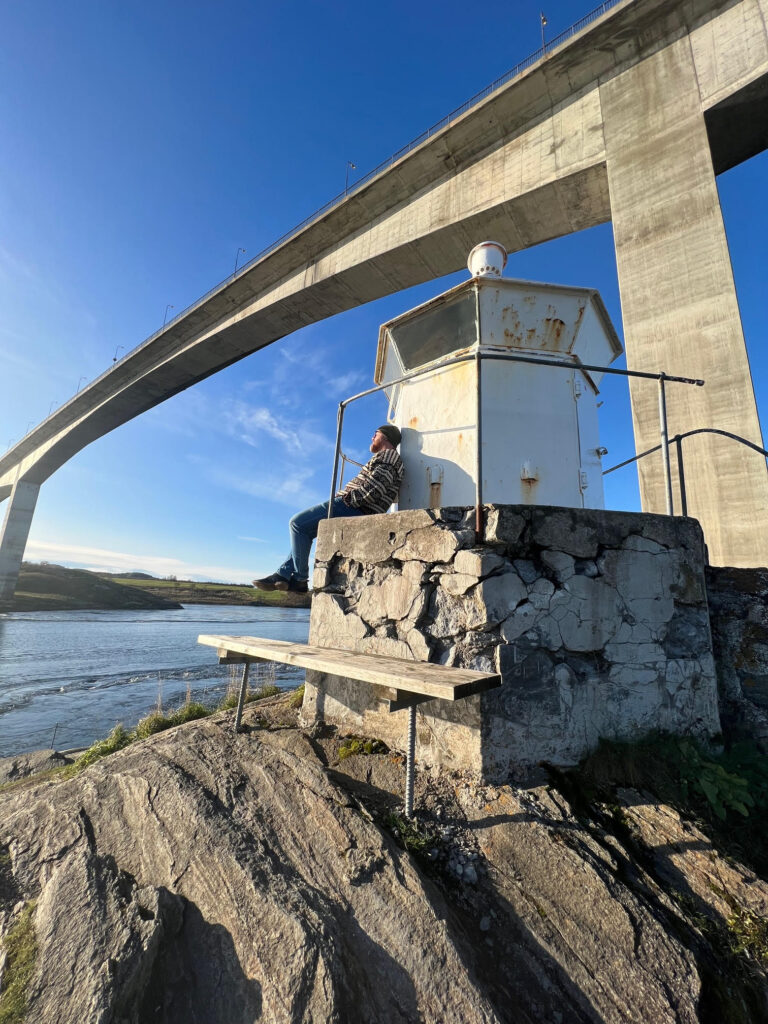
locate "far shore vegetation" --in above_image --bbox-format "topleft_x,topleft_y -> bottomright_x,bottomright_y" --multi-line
99,572 -> 310,607
2,563 -> 309,612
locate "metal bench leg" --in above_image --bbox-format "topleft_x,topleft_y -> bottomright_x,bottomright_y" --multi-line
404,702 -> 417,818
234,662 -> 250,733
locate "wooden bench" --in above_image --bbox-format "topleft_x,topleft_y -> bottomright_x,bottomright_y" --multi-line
198,634 -> 501,816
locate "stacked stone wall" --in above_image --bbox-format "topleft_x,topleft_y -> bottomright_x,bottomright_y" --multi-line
705,566 -> 768,750
302,505 -> 721,780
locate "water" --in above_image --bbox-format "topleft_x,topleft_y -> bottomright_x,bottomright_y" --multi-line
0,605 -> 310,758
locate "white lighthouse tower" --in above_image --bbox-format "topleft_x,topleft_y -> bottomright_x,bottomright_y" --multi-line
374,242 -> 623,510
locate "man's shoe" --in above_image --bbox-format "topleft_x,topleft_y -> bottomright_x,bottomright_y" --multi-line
252,572 -> 288,591
287,579 -> 308,593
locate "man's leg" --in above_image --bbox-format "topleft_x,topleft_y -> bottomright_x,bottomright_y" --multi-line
285,497 -> 365,580
282,500 -> 331,581
254,498 -> 361,590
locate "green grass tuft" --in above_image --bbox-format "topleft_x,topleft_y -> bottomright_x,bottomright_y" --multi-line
385,812 -> 440,857
44,677 -> 290,779
726,902 -> 768,963
220,683 -> 281,711
338,735 -> 387,760
287,683 -> 305,708
170,701 -> 209,725
68,724 -> 132,773
134,711 -> 174,740
0,900 -> 38,1024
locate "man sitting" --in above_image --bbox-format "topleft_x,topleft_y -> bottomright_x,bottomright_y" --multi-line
253,424 -> 403,594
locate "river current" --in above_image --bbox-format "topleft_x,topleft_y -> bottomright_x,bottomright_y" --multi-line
0,605 -> 310,758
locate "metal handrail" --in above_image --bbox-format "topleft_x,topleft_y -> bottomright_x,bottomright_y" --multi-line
12,0 -> 625,455
328,348 -> 703,535
603,427 -> 768,517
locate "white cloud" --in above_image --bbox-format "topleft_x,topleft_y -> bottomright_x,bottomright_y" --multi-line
222,401 -> 335,457
237,536 -> 267,543
204,462 -> 323,509
327,369 -> 368,396
225,403 -> 304,452
24,539 -> 263,584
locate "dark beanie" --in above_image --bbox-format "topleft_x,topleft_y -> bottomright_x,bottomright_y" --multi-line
377,424 -> 401,448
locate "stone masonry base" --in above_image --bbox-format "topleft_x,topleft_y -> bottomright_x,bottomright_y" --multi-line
300,505 -> 721,782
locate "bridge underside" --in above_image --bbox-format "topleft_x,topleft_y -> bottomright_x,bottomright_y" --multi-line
2,0 -> 768,604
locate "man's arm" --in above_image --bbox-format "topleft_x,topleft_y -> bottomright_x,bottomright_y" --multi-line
343,451 -> 403,512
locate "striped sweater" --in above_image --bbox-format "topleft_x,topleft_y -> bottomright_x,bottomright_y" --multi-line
341,449 -> 404,514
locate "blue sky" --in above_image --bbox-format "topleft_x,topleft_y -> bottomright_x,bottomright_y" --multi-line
1,0 -> 766,583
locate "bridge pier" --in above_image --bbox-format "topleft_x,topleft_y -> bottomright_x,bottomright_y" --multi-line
0,480 -> 39,604
602,37 -> 768,568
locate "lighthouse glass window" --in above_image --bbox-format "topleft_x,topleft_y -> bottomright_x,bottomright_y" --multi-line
388,290 -> 477,371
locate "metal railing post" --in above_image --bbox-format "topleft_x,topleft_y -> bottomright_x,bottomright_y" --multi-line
328,403 -> 345,518
475,348 -> 484,541
404,702 -> 417,819
657,373 -> 674,515
234,662 -> 250,733
674,434 -> 688,517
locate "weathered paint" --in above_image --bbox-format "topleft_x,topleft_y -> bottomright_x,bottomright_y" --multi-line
375,276 -> 622,511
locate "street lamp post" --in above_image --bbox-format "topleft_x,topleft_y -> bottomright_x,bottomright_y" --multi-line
163,304 -> 174,327
345,160 -> 356,194
112,345 -> 124,363
76,376 -> 86,393
234,247 -> 246,276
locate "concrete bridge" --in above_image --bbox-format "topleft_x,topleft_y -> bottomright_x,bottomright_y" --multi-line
2,0 -> 768,601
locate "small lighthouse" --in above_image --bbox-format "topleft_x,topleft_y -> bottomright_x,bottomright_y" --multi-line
374,242 -> 623,510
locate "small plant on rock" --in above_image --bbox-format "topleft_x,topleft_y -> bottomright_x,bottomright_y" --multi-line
385,812 -> 441,858
0,900 -> 37,1024
338,736 -> 388,760
69,723 -> 132,772
676,739 -> 754,820
287,683 -> 305,708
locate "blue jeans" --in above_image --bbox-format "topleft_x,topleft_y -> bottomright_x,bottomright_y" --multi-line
277,497 -> 363,582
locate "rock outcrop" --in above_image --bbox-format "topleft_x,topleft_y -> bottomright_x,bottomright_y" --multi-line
1,697 -> 766,1023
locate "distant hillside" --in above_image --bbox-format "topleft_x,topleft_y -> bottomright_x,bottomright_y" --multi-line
99,573 -> 311,609
4,564 -> 182,612
109,571 -> 155,580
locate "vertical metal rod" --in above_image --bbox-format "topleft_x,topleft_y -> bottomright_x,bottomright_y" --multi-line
404,703 -> 416,819
474,347 -> 484,541
234,662 -> 250,733
657,374 -> 674,515
328,403 -> 345,518
675,434 -> 688,517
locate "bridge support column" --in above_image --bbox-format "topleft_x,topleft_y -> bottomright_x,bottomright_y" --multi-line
0,479 -> 39,604
601,37 -> 768,568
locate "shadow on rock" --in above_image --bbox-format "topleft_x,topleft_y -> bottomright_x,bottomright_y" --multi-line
136,890 -> 262,1024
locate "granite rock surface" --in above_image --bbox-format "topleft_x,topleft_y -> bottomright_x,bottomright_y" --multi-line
1,700 -> 766,1023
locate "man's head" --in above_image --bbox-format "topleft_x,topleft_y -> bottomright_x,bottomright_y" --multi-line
370,423 -> 401,452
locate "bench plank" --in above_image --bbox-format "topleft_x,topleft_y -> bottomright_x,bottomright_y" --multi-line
198,634 -> 500,701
